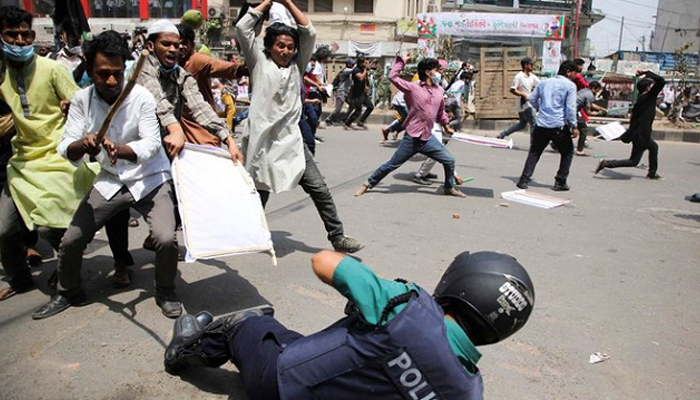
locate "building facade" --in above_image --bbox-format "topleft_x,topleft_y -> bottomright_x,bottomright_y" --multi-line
441,0 -> 603,61
650,0 -> 700,54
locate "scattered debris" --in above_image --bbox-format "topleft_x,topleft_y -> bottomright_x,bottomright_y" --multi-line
452,212 -> 461,219
501,190 -> 571,209
499,203 -> 510,207
589,352 -> 610,364
593,154 -> 607,158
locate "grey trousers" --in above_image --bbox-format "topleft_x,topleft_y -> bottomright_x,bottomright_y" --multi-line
0,184 -> 63,290
56,181 -> 178,298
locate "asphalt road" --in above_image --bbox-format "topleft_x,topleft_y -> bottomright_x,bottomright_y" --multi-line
1,125 -> 699,400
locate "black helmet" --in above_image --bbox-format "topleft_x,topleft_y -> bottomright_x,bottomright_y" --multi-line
434,251 -> 535,346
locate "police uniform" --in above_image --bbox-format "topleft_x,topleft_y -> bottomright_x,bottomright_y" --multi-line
205,257 -> 484,400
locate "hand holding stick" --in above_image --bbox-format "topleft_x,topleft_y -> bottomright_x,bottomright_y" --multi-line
96,50 -> 150,142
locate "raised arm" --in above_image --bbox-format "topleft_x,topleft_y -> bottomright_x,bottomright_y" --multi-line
642,70 -> 666,98
389,56 -> 411,93
235,2 -> 271,71
208,57 -> 240,80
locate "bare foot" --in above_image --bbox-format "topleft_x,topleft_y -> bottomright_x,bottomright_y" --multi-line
354,184 -> 369,197
444,188 -> 466,198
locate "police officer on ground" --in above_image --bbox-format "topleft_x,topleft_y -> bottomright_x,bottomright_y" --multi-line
162,249 -> 535,400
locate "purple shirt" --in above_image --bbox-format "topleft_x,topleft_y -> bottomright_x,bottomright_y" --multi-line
389,56 -> 449,140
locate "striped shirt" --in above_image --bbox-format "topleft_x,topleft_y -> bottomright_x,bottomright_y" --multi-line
136,55 -> 230,142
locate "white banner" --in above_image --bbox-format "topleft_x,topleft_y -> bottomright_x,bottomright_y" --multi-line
348,40 -> 382,58
542,40 -> 562,74
172,144 -> 276,264
416,12 -> 566,39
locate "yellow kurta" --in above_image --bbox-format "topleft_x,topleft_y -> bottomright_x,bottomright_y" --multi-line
0,56 -> 94,229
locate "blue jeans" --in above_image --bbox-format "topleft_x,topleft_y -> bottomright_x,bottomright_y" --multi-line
367,134 -> 456,190
500,108 -> 536,138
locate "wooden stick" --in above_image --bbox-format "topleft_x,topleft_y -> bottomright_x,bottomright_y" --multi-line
96,50 -> 150,142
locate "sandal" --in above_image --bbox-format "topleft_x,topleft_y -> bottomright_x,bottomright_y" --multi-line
0,283 -> 16,301
26,247 -> 43,267
0,280 -> 35,301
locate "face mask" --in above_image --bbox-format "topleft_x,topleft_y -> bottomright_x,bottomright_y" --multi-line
2,39 -> 35,62
431,72 -> 442,85
306,65 -> 312,73
159,63 -> 179,73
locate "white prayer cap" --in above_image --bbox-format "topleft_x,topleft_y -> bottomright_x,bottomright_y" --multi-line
147,20 -> 180,37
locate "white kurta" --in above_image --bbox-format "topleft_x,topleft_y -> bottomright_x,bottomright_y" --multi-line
236,10 -> 316,193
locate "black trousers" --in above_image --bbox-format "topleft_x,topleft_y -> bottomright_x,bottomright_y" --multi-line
258,145 -> 344,243
201,316 -> 301,400
519,125 -> 574,186
344,94 -> 374,126
603,139 -> 658,176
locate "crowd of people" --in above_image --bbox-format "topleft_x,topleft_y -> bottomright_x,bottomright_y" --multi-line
3,0 -> 684,398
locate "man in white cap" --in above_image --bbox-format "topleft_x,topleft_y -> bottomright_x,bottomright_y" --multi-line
136,19 -> 242,160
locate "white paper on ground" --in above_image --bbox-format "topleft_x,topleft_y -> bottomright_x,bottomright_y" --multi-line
589,352 -> 610,364
453,132 -> 514,149
171,143 -> 276,264
501,189 -> 570,209
596,121 -> 626,141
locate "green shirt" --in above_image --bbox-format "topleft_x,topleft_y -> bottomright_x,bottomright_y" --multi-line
332,257 -> 482,374
0,56 -> 94,229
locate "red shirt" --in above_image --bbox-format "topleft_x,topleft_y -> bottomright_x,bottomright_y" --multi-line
573,73 -> 589,91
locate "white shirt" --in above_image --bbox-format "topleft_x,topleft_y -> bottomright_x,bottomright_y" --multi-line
54,48 -> 83,73
58,84 -> 171,202
391,91 -> 406,108
446,80 -> 466,106
511,71 -> 540,112
663,86 -> 676,104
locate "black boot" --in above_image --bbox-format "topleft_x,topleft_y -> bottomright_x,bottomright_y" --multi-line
163,306 -> 274,375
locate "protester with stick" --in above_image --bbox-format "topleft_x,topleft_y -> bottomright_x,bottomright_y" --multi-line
235,0 -> 363,253
32,31 -> 180,319
595,70 -> 664,179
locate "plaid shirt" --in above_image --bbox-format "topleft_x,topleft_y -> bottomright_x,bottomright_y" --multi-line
137,55 -> 230,141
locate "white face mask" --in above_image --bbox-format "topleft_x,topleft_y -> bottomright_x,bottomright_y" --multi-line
431,72 -> 442,85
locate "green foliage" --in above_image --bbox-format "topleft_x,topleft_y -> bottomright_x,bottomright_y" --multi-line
669,42 -> 694,124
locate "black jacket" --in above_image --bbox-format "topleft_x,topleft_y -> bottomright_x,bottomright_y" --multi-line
620,71 -> 665,146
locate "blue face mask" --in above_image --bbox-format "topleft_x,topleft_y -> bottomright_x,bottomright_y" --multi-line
431,72 -> 442,85
159,63 -> 179,73
2,40 -> 35,62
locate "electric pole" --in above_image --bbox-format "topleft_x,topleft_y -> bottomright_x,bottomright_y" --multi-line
617,16 -> 625,53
